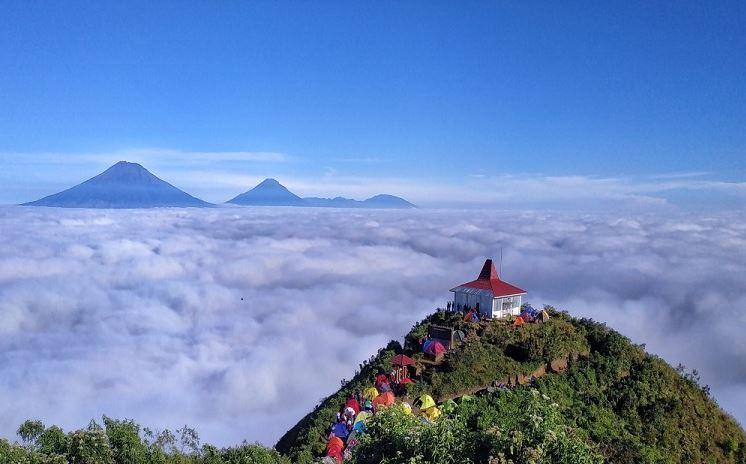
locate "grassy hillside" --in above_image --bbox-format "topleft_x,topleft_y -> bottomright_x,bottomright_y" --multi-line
276,309 -> 746,463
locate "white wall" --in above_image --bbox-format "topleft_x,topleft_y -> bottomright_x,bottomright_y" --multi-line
454,292 -> 524,319
492,295 -> 523,319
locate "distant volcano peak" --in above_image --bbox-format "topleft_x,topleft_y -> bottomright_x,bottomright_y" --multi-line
227,178 -> 305,206
23,161 -> 211,208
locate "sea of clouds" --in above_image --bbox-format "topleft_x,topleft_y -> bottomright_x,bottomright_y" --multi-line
0,205 -> 744,446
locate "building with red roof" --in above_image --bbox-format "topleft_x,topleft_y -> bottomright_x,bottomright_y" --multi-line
450,259 -> 527,319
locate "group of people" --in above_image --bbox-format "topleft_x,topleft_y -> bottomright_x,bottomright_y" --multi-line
444,301 -> 484,323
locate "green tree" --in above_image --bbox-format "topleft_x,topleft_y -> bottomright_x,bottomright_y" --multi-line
0,438 -> 32,463
67,429 -> 113,464
37,426 -> 69,456
102,417 -> 148,464
17,420 -> 45,448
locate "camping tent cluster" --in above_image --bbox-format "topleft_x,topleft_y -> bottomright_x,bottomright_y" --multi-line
513,305 -> 550,327
321,355 -> 442,463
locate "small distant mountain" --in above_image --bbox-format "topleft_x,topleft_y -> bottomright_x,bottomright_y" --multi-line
304,194 -> 415,209
228,179 -> 416,209
23,161 -> 212,208
361,194 -> 416,209
226,178 -> 306,206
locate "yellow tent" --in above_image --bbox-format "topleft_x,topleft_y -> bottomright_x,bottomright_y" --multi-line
363,387 -> 379,401
416,394 -> 436,410
398,402 -> 412,415
422,406 -> 441,421
354,410 -> 370,425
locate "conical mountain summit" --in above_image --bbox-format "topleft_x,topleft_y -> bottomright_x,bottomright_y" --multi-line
24,161 -> 212,208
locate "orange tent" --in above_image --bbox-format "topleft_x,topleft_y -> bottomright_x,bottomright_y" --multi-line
372,391 -> 395,409
326,436 -> 344,463
513,316 -> 524,327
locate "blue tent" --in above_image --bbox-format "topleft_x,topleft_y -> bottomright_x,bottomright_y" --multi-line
331,422 -> 349,439
353,420 -> 366,433
520,305 -> 539,322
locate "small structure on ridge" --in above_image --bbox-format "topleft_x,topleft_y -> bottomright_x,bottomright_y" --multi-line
450,259 -> 526,319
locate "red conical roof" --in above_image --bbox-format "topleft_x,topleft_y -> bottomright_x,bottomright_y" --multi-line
450,259 -> 526,297
478,259 -> 499,280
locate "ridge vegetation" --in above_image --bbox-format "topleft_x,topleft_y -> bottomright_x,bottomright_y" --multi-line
277,309 -> 746,463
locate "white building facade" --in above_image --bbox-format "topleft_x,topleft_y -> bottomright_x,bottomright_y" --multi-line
450,259 -> 527,319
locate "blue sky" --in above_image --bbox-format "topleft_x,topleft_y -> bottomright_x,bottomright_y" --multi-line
1,1 -> 745,207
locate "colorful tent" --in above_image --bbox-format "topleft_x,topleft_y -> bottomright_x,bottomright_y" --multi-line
345,398 -> 360,415
346,430 -> 360,449
363,387 -> 379,401
373,391 -> 395,409
416,394 -> 436,410
513,316 -> 524,327
331,422 -> 349,440
352,420 -> 366,433
464,310 -> 479,322
540,310 -> 550,322
423,339 -> 446,355
354,411 -> 370,425
422,405 -> 441,422
520,305 -> 540,322
453,330 -> 466,343
391,354 -> 415,366
399,402 -> 412,415
400,377 -> 414,385
325,436 -> 344,463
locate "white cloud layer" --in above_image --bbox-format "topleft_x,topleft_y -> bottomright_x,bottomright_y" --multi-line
0,206 -> 744,446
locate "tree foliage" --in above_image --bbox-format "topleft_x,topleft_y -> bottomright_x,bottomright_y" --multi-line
0,419 -> 288,464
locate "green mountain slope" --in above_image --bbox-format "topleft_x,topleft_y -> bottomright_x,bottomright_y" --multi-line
276,309 -> 746,464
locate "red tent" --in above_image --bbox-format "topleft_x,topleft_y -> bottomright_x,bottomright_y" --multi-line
391,354 -> 415,367
345,398 -> 360,415
400,377 -> 414,385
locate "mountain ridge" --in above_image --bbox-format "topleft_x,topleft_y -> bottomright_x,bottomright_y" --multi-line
227,178 -> 416,209
276,308 -> 746,463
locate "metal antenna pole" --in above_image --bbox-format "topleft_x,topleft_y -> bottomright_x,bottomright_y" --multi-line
500,247 -> 503,276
